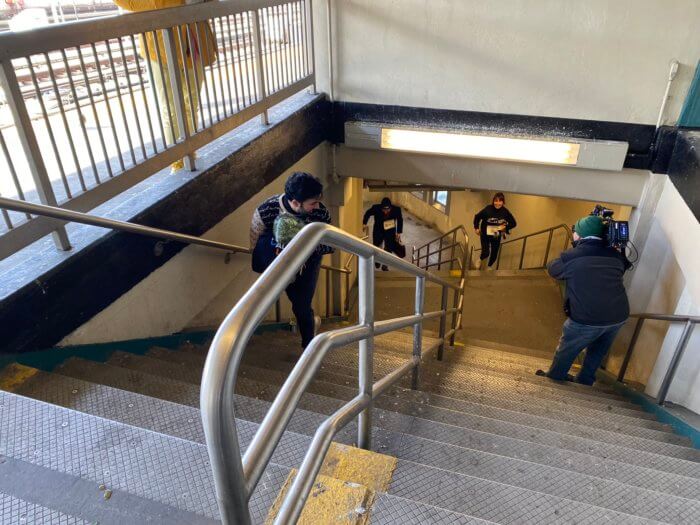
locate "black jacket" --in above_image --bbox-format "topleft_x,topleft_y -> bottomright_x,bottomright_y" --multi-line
363,205 -> 403,236
473,205 -> 516,236
547,238 -> 631,325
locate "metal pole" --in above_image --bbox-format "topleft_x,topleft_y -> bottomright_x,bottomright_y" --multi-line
519,237 -> 527,270
617,317 -> 644,382
357,255 -> 374,450
325,268 -> 331,318
543,229 -> 553,267
412,276 -> 425,389
163,28 -> 195,170
449,231 -> 456,271
251,10 -> 269,124
437,284 -> 448,360
657,320 -> 695,405
437,236 -> 443,270
344,270 -> 349,316
0,60 -> 71,251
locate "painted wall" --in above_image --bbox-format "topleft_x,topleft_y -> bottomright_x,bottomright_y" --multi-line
605,177 -> 700,411
337,148 -> 648,206
371,186 -> 630,270
61,145 -> 332,345
315,0 -> 700,125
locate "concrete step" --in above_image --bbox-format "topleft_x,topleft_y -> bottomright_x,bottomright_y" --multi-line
8,367 -> 688,524
7,369 -> 671,525
153,346 -> 679,445
89,350 -> 700,473
0,492 -> 89,525
0,390 -> 281,524
15,368 -> 700,522
159,349 -> 672,446
235,362 -> 700,469
248,335 -> 632,403
53,357 -> 700,501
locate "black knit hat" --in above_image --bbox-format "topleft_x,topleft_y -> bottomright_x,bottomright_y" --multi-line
381,197 -> 392,207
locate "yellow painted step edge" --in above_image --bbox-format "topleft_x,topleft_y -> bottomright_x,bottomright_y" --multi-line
266,443 -> 397,524
0,363 -> 39,392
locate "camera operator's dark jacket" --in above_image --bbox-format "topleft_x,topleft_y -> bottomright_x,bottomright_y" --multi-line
547,238 -> 631,326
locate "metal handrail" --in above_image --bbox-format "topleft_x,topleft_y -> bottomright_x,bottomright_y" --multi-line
200,222 -> 460,524
471,223 -> 573,270
616,313 -> 699,405
0,195 -> 349,327
0,0 -> 315,259
412,225 -> 469,271
411,225 -> 469,352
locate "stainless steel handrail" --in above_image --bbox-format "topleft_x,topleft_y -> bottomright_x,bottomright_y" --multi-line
471,223 -> 573,270
200,222 -> 460,524
412,225 -> 469,353
0,195 -> 349,326
616,313 -> 699,405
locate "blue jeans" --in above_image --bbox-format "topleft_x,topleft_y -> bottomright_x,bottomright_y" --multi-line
547,318 -> 625,385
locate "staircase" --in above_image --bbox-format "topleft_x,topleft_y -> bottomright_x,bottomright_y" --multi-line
1,327 -> 699,524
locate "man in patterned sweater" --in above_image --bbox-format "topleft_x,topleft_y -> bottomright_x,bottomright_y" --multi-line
250,172 -> 333,349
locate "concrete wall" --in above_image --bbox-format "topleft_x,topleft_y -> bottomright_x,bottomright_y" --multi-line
606,177 -> 700,411
315,0 -> 700,125
61,145 -> 333,345
372,186 -> 630,270
338,148 -> 648,206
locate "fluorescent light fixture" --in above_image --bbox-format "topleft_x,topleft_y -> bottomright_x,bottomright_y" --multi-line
380,128 -> 580,166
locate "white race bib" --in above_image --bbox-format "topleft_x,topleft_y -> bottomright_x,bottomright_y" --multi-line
383,219 -> 397,231
486,225 -> 501,236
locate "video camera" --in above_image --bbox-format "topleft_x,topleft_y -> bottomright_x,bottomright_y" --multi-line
589,205 -> 629,248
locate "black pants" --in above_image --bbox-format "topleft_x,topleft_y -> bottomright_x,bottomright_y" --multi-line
479,234 -> 501,267
285,258 -> 321,348
373,232 -> 397,267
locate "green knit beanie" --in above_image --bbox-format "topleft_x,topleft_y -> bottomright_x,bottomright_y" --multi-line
574,216 -> 604,238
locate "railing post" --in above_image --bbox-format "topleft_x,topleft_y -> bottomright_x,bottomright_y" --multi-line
437,284 -> 448,360
656,320 -> 695,405
275,298 -> 282,323
469,245 -> 473,270
617,317 -> 644,382
357,255 -> 374,450
251,9 -> 269,124
437,237 -> 443,270
412,276 -> 425,389
343,271 -> 349,316
449,231 -> 456,271
519,237 -> 527,270
162,28 -> 195,170
0,61 -> 71,251
543,229 -> 554,267
305,0 -> 317,93
325,269 -> 331,318
496,241 -> 502,269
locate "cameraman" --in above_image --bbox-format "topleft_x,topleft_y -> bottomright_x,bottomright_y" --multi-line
536,215 -> 631,385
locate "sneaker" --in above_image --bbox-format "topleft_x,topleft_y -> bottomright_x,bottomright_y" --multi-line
381,265 -> 389,271
375,262 -> 381,269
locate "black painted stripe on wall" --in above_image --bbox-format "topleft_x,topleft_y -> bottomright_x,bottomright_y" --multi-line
331,101 -> 658,169
1,96 -> 331,355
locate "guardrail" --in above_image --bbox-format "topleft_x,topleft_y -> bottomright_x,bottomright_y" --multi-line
0,0 -> 314,261
0,195 -> 350,326
471,223 -> 574,270
412,225 -> 469,352
201,222 -> 462,524
615,313 -> 699,405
